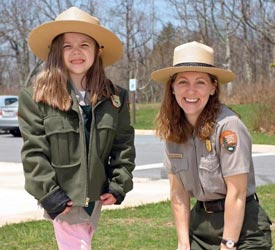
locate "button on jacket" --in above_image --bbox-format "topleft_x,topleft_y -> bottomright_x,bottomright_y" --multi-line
18,84 -> 135,208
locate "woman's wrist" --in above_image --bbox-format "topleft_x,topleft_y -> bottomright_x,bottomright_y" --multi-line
220,237 -> 238,249
220,247 -> 237,250
177,241 -> 190,250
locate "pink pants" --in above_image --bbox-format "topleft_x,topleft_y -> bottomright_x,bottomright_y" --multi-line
53,220 -> 94,250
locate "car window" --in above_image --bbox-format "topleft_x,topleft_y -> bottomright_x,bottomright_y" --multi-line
4,98 -> 18,106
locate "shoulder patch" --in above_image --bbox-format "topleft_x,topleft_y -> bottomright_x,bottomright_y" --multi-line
111,95 -> 121,108
220,130 -> 237,153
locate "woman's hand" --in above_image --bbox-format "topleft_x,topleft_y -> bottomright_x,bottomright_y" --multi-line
100,193 -> 117,205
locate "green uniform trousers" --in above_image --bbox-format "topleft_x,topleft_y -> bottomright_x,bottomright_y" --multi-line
189,199 -> 272,250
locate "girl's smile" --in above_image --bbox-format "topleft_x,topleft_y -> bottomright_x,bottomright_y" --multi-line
63,32 -> 97,88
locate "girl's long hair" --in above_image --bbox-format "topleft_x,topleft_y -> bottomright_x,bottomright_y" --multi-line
155,73 -> 221,143
33,34 -> 116,111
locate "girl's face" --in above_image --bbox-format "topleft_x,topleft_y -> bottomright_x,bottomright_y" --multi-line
172,71 -> 216,126
63,32 -> 97,81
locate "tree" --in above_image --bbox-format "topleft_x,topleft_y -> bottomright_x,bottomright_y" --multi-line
240,0 -> 275,84
0,0 -> 40,90
0,0 -> 97,92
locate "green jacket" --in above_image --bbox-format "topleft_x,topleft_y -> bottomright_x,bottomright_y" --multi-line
18,85 -> 135,209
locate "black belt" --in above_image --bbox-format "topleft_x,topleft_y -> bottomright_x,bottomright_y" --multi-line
198,193 -> 257,214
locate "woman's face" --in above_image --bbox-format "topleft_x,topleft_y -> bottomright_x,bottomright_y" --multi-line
172,71 -> 216,126
63,32 -> 97,81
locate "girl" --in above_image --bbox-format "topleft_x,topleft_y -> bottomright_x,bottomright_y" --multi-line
151,41 -> 272,250
18,7 -> 135,250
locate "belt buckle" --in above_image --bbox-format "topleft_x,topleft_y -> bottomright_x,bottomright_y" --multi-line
203,202 -> 214,214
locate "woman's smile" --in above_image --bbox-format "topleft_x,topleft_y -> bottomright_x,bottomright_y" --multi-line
184,97 -> 199,103
173,71 -> 216,126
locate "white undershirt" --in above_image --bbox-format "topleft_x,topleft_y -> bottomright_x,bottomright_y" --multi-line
79,91 -> 86,99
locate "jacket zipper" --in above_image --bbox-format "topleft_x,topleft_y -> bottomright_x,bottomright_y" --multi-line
86,98 -> 106,206
78,105 -> 90,207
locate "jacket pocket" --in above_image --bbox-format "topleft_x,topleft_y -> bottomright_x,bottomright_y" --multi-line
44,115 -> 81,166
52,161 -> 83,200
199,156 -> 226,193
95,109 -> 117,158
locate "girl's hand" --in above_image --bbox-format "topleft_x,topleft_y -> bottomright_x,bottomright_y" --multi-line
61,201 -> 73,215
100,193 -> 117,205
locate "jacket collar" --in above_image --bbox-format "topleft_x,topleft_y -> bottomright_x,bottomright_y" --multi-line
67,81 -> 81,113
67,80 -> 111,111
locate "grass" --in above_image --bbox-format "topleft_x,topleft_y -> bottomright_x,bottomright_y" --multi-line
132,102 -> 275,145
132,103 -> 160,130
230,103 -> 275,145
0,185 -> 274,249
0,102 -> 274,249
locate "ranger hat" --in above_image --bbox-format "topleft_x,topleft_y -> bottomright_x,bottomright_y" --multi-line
151,41 -> 235,84
28,7 -> 123,67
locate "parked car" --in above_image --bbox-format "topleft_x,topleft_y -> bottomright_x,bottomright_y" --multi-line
0,95 -> 21,137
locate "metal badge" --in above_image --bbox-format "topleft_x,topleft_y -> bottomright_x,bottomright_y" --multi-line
205,139 -> 212,153
111,95 -> 121,108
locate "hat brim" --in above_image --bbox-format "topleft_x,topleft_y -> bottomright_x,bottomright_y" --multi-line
151,66 -> 235,84
28,20 -> 123,67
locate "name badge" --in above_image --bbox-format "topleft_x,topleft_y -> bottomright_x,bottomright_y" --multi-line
168,153 -> 183,159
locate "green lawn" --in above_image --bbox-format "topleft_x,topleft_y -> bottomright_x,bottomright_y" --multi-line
132,103 -> 275,145
0,102 -> 274,250
0,185 -> 274,249
132,103 -> 160,130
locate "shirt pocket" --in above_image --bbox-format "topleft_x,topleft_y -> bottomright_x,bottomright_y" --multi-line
199,156 -> 226,194
170,157 -> 189,173
44,114 -> 81,167
169,156 -> 196,194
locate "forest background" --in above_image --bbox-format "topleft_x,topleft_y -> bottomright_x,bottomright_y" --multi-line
1,0 -> 275,133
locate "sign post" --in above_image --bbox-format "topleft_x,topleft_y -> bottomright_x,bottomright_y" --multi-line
129,78 -> 136,124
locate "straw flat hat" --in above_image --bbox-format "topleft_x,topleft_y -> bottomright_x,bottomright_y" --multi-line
28,7 -> 123,67
151,41 -> 235,84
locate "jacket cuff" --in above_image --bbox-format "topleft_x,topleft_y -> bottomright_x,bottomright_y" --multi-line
109,189 -> 125,205
40,188 -> 71,219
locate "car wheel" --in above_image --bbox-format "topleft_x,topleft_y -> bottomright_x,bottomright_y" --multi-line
10,128 -> 21,137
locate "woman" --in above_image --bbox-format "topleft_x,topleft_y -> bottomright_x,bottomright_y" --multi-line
18,7 -> 135,250
152,41 -> 272,250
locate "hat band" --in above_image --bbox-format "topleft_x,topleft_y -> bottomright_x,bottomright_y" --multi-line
174,62 -> 215,68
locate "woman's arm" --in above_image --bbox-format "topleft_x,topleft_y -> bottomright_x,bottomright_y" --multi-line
169,173 -> 191,250
221,173 -> 248,250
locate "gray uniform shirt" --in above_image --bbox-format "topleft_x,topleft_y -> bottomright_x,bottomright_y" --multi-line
164,105 -> 256,201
